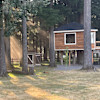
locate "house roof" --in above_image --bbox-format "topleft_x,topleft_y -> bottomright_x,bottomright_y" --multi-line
54,22 -> 84,31
54,22 -> 98,33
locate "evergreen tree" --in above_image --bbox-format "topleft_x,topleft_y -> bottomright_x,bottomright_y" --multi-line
53,0 -> 84,24
0,0 -> 7,77
3,0 -> 22,70
82,0 -> 94,70
36,1 -> 64,67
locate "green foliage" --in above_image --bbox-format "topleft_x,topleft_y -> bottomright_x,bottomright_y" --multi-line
91,0 -> 100,40
37,7 -> 64,30
54,0 -> 83,23
54,0 -> 100,40
2,0 -> 50,36
4,18 -> 18,37
2,0 -> 100,39
64,48 -> 69,66
3,0 -> 20,36
28,0 -> 50,15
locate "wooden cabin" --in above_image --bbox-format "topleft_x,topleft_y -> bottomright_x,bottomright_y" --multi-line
54,22 -> 98,65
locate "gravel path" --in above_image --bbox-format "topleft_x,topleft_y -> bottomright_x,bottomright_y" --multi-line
54,64 -> 100,71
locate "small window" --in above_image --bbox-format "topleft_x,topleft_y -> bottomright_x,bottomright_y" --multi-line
65,33 -> 76,45
91,32 -> 95,43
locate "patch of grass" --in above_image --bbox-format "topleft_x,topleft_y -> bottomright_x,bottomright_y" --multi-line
1,66 -> 100,100
41,61 -> 50,66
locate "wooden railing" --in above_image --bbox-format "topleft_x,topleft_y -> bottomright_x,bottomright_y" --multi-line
96,41 -> 100,49
93,58 -> 100,65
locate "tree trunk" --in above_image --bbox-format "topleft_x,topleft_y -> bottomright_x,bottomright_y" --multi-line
50,0 -> 53,7
44,39 -> 48,61
79,13 -> 84,25
4,10 -> 12,70
40,39 -> 42,61
0,29 -> 7,76
57,51 -> 60,62
49,26 -> 56,67
36,36 -> 38,53
0,1 -> 7,77
29,67 -> 34,75
83,0 -> 94,69
33,38 -> 35,51
44,46 -> 48,61
60,51 -> 63,65
49,0 -> 56,67
22,15 -> 28,74
4,37 -> 12,70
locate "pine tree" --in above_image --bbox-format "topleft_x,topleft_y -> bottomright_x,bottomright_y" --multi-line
36,1 -> 64,67
0,0 -> 7,77
82,0 -> 94,70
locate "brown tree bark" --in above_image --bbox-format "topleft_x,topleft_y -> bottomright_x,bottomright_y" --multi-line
35,35 -> 38,53
39,38 -> 42,61
22,15 -> 28,74
49,0 -> 56,67
79,13 -> 84,25
33,38 -> 35,51
43,39 -> 48,61
0,29 -> 7,76
49,26 -> 56,67
4,37 -> 12,70
44,46 -> 48,61
82,0 -> 94,70
57,51 -> 60,62
0,1 -> 7,76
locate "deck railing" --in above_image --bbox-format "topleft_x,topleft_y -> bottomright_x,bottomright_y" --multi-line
96,41 -> 100,49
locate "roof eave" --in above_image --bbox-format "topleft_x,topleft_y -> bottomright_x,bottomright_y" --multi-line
54,29 -> 98,33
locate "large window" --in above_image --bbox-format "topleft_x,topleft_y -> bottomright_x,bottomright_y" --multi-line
91,32 -> 95,43
64,33 -> 76,45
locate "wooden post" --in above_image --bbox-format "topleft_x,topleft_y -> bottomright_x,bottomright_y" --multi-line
69,51 -> 71,66
73,51 -> 76,65
92,50 -> 93,64
61,51 -> 63,65
57,51 -> 60,62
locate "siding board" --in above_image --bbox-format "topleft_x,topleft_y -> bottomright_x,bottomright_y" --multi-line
55,32 -> 95,50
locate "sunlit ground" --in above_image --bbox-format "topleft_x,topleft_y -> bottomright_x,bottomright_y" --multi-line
1,66 -> 100,100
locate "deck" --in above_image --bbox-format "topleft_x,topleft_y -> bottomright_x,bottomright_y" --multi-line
95,41 -> 100,50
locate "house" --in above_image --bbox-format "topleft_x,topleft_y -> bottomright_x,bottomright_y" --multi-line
54,22 -> 99,65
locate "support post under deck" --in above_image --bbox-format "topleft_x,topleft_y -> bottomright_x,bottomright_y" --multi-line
69,51 -> 71,66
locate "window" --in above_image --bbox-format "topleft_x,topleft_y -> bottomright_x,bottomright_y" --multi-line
91,32 -> 95,43
64,33 -> 76,45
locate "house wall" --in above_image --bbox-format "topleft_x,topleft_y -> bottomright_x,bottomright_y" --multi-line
55,32 -> 95,50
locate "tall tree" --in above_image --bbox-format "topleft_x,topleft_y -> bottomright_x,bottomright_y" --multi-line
37,1 -> 64,67
22,0 -> 28,74
49,26 -> 55,67
4,37 -> 11,69
43,38 -> 48,61
0,0 -> 7,76
4,2 -> 12,69
3,0 -> 21,70
49,0 -> 57,67
83,0 -> 94,69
